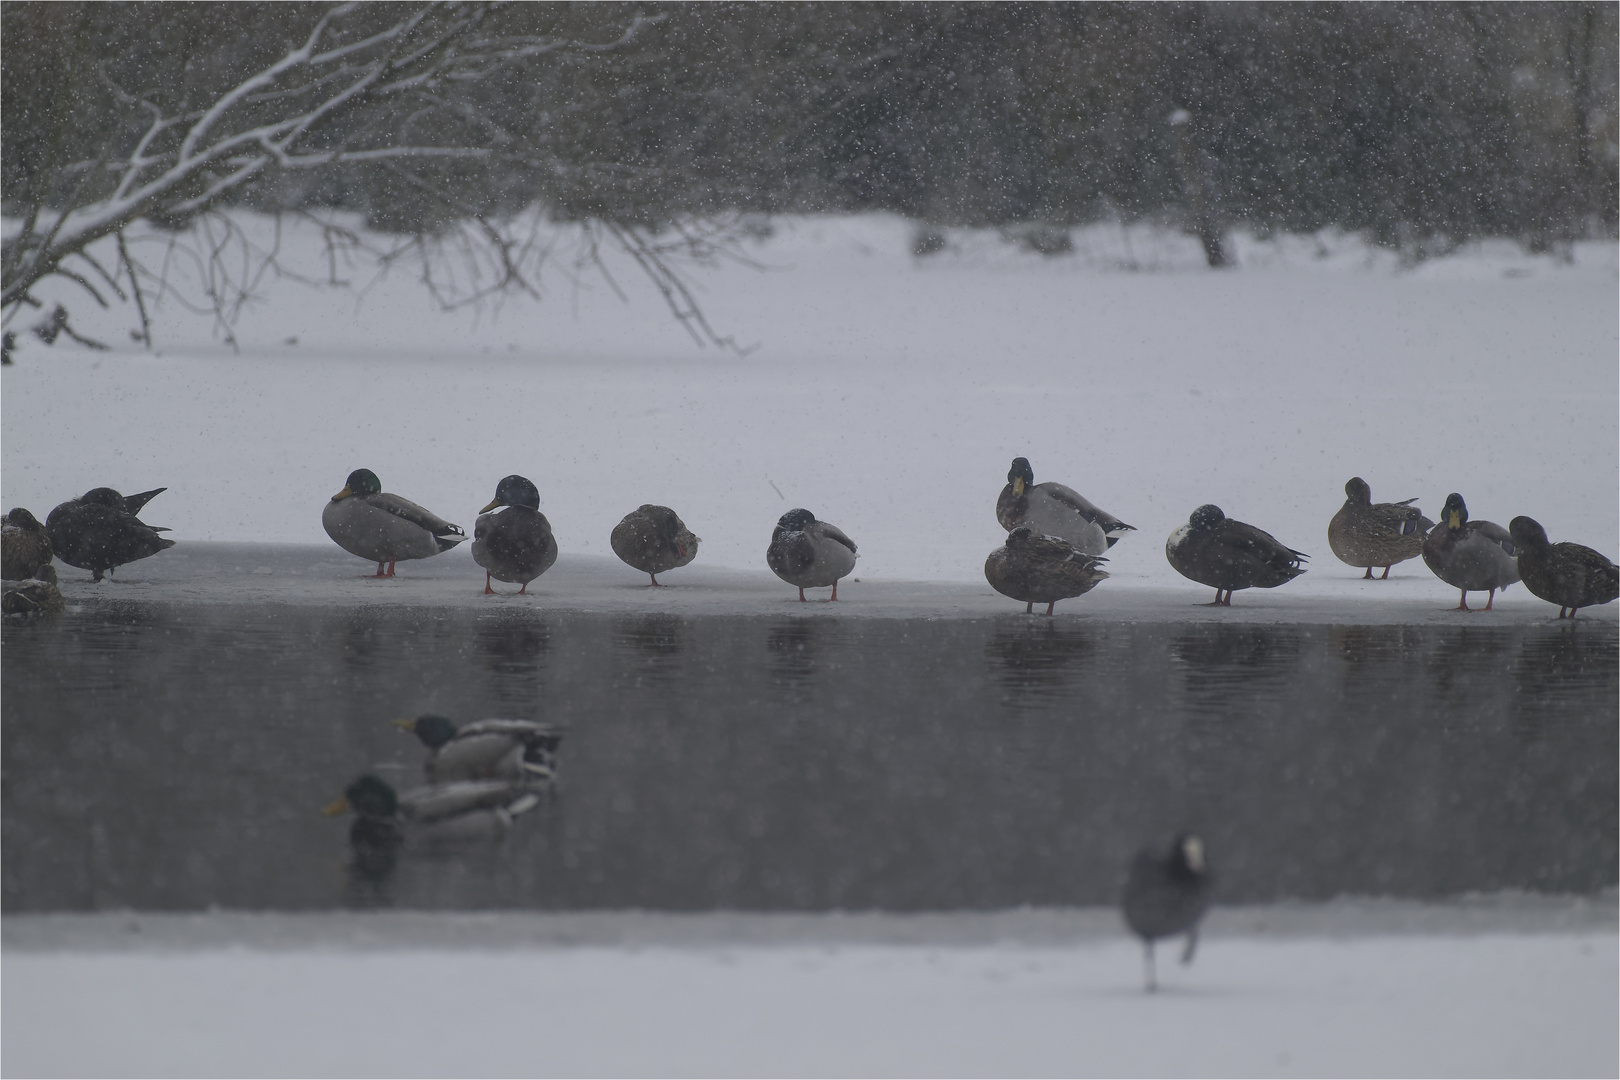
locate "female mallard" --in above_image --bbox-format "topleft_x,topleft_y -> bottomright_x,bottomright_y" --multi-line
322,468 -> 465,577
323,774 -> 544,874
472,475 -> 557,594
1508,516 -> 1618,619
1327,477 -> 1433,579
3,507 -> 54,580
1421,493 -> 1519,610
395,714 -> 563,783
1166,504 -> 1308,605
766,508 -> 857,601
997,457 -> 1134,556
984,526 -> 1109,615
1122,834 -> 1213,992
46,486 -> 175,582
611,504 -> 700,586
2,565 -> 64,615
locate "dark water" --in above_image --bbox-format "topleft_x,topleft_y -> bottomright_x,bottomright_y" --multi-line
3,601 -> 1615,912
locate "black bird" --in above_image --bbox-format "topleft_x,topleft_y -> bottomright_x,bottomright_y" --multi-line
1122,834 -> 1213,992
46,487 -> 175,581
1165,504 -> 1307,605
1508,516 -> 1618,619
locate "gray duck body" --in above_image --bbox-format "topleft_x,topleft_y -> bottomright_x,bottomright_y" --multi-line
322,468 -> 464,575
1421,494 -> 1519,609
46,487 -> 175,581
471,475 -> 557,592
2,508 -> 54,580
1327,477 -> 1432,577
766,508 -> 858,600
984,526 -> 1109,614
398,714 -> 563,784
610,504 -> 700,584
996,457 -> 1133,555
1165,504 -> 1307,604
1508,516 -> 1618,618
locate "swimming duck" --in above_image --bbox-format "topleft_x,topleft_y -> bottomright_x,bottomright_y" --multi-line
766,508 -> 858,601
984,526 -> 1110,615
46,487 -> 175,581
2,565 -> 64,614
1122,834 -> 1213,992
1165,504 -> 1308,605
395,714 -> 563,783
2,507 -> 54,580
1327,477 -> 1433,579
1421,493 -> 1519,611
997,457 -> 1134,556
1508,516 -> 1618,619
322,468 -> 465,577
611,504 -> 700,586
471,474 -> 557,594
323,774 -> 543,871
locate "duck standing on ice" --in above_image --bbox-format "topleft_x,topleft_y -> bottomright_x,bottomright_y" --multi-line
46,486 -> 175,581
766,508 -> 857,601
1165,504 -> 1307,605
1327,476 -> 1432,579
1421,493 -> 1518,611
997,457 -> 1134,556
322,468 -> 464,577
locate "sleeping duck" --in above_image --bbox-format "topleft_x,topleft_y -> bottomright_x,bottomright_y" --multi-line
1508,516 -> 1618,619
3,508 -> 54,580
46,486 -> 175,581
611,504 -> 700,585
471,474 -> 557,594
1327,477 -> 1433,579
997,457 -> 1134,556
322,468 -> 465,577
323,773 -> 544,874
1166,504 -> 1308,605
395,714 -> 563,783
1421,493 -> 1519,611
2,565 -> 64,615
766,508 -> 858,601
984,526 -> 1109,615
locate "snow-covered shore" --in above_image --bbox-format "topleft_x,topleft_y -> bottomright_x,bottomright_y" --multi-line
4,898 -> 1615,1078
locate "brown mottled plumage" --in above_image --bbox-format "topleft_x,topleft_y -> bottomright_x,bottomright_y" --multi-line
610,505 -> 700,585
984,526 -> 1109,615
1508,516 -> 1618,618
1327,477 -> 1432,579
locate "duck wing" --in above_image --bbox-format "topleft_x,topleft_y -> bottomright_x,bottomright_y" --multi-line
1365,500 -> 1433,539
1037,482 -> 1135,534
811,521 -> 858,555
368,493 -> 465,542
1217,519 -> 1309,574
1550,543 -> 1620,607
121,487 -> 168,516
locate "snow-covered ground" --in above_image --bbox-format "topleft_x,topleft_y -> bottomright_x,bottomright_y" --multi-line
4,900 -> 1615,1078
3,216 -> 1616,596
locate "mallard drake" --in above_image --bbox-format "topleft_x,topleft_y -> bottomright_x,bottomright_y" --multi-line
2,565 -> 63,615
984,526 -> 1109,615
1327,477 -> 1433,579
997,457 -> 1134,556
1508,516 -> 1618,619
395,714 -> 563,783
1421,493 -> 1519,611
611,504 -> 700,586
471,474 -> 557,594
46,487 -> 175,582
1165,504 -> 1308,605
322,468 -> 465,577
1122,834 -> 1213,992
323,774 -> 543,871
766,508 -> 858,601
2,508 -> 54,580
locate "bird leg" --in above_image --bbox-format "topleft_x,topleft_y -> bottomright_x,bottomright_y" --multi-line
1143,942 -> 1157,993
1205,588 -> 1224,606
484,572 -> 495,595
386,561 -> 397,577
648,573 -> 662,586
1025,601 -> 1034,614
1484,588 -> 1497,611
1380,565 -> 1392,580
1452,590 -> 1472,611
1363,566 -> 1375,579
1181,925 -> 1199,965
1045,601 -> 1055,616
518,582 -> 529,595
830,580 -> 839,601
372,562 -> 389,577
798,587 -> 807,602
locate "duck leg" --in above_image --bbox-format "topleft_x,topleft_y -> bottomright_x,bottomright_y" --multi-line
484,572 -> 495,595
1143,941 -> 1157,993
1363,566 -> 1375,579
1045,601 -> 1056,616
1380,565 -> 1392,580
518,581 -> 529,595
386,561 -> 397,577
1453,589 -> 1472,611
1205,587 -> 1225,606
1025,601 -> 1034,614
830,580 -> 839,601
372,561 -> 389,577
1484,587 -> 1497,611
798,586 -> 807,602
648,573 -> 662,586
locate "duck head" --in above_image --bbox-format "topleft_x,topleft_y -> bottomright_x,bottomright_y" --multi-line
323,774 -> 398,819
1344,477 -> 1372,503
1007,457 -> 1035,498
1005,525 -> 1038,547
482,474 -> 541,513
777,508 -> 817,532
1508,515 -> 1549,550
1173,833 -> 1208,878
395,713 -> 458,749
332,469 -> 382,502
80,487 -> 129,508
1441,493 -> 1468,532
1188,504 -> 1226,532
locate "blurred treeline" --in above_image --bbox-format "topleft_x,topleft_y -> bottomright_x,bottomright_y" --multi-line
6,2 -> 1616,250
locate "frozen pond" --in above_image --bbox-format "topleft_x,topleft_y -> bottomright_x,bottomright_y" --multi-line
5,548 -> 1614,914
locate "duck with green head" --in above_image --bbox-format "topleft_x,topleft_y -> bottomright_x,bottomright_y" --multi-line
766,508 -> 858,601
472,474 -> 557,594
322,468 -> 465,577
1421,493 -> 1519,610
323,773 -> 543,859
395,714 -> 562,783
997,457 -> 1135,556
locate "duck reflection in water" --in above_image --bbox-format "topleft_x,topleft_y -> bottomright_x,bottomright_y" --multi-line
611,614 -> 687,687
984,622 -> 1096,701
766,619 -> 838,687
324,774 -> 546,881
